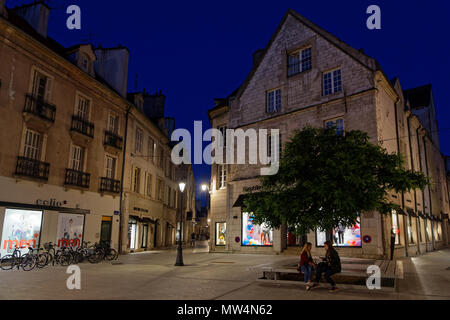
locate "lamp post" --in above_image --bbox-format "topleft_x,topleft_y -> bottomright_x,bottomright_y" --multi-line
175,181 -> 186,266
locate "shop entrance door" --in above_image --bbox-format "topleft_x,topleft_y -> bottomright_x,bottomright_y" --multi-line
100,216 -> 112,247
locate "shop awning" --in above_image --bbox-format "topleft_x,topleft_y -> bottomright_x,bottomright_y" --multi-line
142,217 -> 155,224
233,194 -> 248,208
129,215 -> 142,222
418,211 -> 426,219
397,208 -> 407,216
407,209 -> 418,217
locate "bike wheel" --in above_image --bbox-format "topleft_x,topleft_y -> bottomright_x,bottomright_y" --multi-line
0,255 -> 15,270
36,252 -> 49,268
21,254 -> 36,271
59,253 -> 73,266
105,248 -> 119,261
88,250 -> 102,264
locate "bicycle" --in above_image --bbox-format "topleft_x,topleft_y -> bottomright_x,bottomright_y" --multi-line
0,245 -> 36,271
28,246 -> 50,269
44,242 -> 73,266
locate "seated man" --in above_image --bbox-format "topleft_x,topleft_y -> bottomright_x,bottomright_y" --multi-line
312,240 -> 341,292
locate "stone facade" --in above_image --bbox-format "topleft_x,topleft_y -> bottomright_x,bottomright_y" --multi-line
0,4 -> 128,251
208,10 -> 449,259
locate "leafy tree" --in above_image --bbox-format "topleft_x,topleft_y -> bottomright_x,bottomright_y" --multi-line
244,127 -> 429,235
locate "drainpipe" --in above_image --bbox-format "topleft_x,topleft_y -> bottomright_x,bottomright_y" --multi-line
407,116 -> 420,255
118,106 -> 132,254
416,127 -> 428,252
393,99 -> 408,257
422,135 -> 435,250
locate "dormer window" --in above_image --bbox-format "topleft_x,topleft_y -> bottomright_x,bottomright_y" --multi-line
80,53 -> 91,73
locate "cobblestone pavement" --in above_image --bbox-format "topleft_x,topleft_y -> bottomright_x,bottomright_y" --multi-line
0,242 -> 448,300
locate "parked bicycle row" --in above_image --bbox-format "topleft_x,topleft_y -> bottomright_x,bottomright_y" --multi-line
0,241 -> 119,271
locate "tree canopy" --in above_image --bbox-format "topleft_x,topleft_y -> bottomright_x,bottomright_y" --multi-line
244,126 -> 429,235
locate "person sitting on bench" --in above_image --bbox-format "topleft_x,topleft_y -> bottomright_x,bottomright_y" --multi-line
298,242 -> 316,290
312,240 -> 341,293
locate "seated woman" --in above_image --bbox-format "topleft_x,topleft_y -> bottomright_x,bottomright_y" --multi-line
298,242 -> 315,290
313,240 -> 342,293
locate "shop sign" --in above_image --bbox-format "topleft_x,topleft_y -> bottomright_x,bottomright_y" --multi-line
36,198 -> 67,207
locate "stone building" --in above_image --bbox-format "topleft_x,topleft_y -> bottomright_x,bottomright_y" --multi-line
0,2 -> 129,254
121,91 -> 180,253
207,9 -> 449,258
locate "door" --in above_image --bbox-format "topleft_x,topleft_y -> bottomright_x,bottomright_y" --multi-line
100,216 -> 112,247
141,224 -> 148,249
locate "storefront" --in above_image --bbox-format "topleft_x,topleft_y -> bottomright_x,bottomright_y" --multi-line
127,215 -> 156,252
0,176 -> 120,254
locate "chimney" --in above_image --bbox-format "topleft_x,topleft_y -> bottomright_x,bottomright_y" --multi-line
13,1 -> 50,38
142,91 -> 166,119
0,0 -> 7,17
253,49 -> 264,67
94,47 -> 129,97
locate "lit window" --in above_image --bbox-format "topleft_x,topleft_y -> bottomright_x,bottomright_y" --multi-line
392,210 -> 400,245
267,89 -> 281,113
288,47 -> 312,76
323,69 -> 342,96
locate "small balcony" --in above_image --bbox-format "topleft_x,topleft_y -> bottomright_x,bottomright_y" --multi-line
100,177 -> 120,194
104,131 -> 123,152
23,94 -> 56,124
65,169 -> 90,189
15,157 -> 50,181
71,116 -> 94,139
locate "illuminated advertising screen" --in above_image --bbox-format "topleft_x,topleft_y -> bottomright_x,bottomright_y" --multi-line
215,222 -> 226,246
56,213 -> 84,248
316,218 -> 361,247
1,209 -> 42,256
242,212 -> 273,246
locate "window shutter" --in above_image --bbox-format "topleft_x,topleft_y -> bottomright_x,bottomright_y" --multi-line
45,77 -> 53,101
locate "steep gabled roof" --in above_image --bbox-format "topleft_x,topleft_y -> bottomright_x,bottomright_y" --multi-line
233,9 -> 379,101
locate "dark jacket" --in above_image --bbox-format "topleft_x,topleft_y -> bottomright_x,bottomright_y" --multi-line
299,251 -> 313,267
326,248 -> 341,273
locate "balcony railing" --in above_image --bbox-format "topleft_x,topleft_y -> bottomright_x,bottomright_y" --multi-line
104,131 -> 123,150
71,116 -> 94,138
65,169 -> 90,189
100,177 -> 120,194
23,94 -> 56,123
15,157 -> 50,180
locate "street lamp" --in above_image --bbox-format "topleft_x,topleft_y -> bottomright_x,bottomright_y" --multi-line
175,182 -> 186,266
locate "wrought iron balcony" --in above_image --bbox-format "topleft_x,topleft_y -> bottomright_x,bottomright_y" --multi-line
100,177 -> 120,194
104,131 -> 123,150
15,157 -> 50,181
71,116 -> 94,138
65,169 -> 90,189
23,94 -> 56,123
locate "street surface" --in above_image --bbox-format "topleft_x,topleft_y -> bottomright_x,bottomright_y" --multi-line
0,242 -> 448,300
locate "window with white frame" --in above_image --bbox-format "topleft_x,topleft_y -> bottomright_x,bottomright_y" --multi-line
105,155 -> 116,179
133,167 -> 141,193
108,114 -> 119,134
32,70 -> 52,101
76,94 -> 90,121
70,145 -> 85,172
288,47 -> 312,76
266,89 -> 281,113
323,69 -> 342,96
135,127 -> 143,153
218,165 -> 227,189
23,129 -> 42,160
325,118 -> 344,136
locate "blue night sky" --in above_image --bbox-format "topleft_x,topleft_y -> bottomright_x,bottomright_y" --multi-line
7,1 -> 450,199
